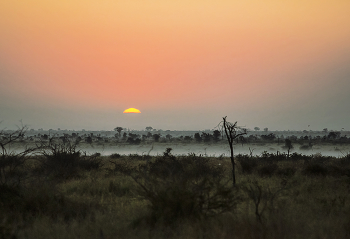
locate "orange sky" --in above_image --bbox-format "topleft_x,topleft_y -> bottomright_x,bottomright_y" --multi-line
1,0 -> 350,130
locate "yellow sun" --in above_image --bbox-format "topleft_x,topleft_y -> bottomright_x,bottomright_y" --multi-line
123,108 -> 141,113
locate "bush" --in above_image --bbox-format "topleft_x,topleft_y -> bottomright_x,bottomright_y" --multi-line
108,181 -> 131,197
303,163 -> 328,176
114,151 -> 239,226
110,153 -> 121,159
257,162 -> 278,177
0,154 -> 29,189
0,126 -> 37,204
36,140 -> 102,180
276,167 -> 296,177
237,155 -> 257,174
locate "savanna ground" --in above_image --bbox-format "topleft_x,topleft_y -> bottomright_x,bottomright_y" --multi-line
1,137 -> 350,239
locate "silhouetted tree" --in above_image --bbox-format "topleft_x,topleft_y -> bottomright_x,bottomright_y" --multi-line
261,133 -> 276,141
166,134 -> 172,141
114,127 -> 123,136
184,136 -> 192,142
285,139 -> 293,159
254,127 -> 260,131
128,133 -> 139,140
220,116 -> 247,186
41,134 -> 48,140
146,126 -> 153,131
86,136 -> 92,144
213,130 -> 221,142
127,137 -> 141,145
201,132 -> 212,143
327,131 -> 340,140
194,133 -> 202,143
264,127 -> 268,132
153,133 -> 161,142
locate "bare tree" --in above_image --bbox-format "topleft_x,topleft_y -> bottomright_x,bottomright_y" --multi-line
219,116 -> 247,186
0,124 -> 37,188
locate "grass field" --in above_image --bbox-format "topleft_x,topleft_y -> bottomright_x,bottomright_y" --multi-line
1,143 -> 350,239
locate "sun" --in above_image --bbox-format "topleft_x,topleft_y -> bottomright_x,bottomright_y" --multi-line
123,108 -> 141,113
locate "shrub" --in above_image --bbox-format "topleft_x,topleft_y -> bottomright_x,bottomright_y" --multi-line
261,151 -> 286,161
36,140 -> 102,180
0,126 -> 37,203
237,155 -> 257,174
20,181 -> 95,221
108,181 -> 131,197
0,154 -> 29,189
303,163 -> 328,176
257,162 -> 278,177
110,153 -> 121,159
276,167 -> 296,177
114,151 -> 239,226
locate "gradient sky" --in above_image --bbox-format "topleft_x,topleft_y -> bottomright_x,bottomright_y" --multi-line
1,0 -> 350,131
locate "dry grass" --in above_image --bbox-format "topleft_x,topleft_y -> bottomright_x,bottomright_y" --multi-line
1,151 -> 350,239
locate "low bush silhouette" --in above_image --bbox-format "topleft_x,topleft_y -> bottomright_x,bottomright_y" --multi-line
303,162 -> 328,176
114,150 -> 239,226
36,139 -> 102,180
276,167 -> 297,177
2,181 -> 95,222
110,153 -> 121,159
257,162 -> 279,177
237,154 -> 257,174
0,126 -> 37,205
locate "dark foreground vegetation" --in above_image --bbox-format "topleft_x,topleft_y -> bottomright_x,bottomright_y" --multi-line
1,128 -> 350,238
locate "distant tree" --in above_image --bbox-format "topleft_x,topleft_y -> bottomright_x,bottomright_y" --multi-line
238,135 -> 246,146
254,127 -> 260,131
146,126 -> 153,131
194,133 -> 202,143
184,136 -> 192,142
86,136 -> 92,144
127,137 -> 141,145
153,133 -> 161,142
213,130 -> 221,142
128,133 -> 139,139
201,132 -> 212,143
261,133 -> 276,141
323,128 -> 328,134
285,139 -> 293,159
41,134 -> 48,140
114,127 -> 123,136
122,132 -> 127,141
264,127 -> 268,132
166,134 -> 172,141
327,131 -> 340,140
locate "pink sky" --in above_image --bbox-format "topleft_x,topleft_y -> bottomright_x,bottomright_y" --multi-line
1,1 -> 350,130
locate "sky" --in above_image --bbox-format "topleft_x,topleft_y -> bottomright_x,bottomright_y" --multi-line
1,0 -> 350,131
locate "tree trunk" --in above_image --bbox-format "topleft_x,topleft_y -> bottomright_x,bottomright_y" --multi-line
223,117 -> 236,186
229,142 -> 235,186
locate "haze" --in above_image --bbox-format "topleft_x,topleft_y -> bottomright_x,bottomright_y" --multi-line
1,0 -> 350,131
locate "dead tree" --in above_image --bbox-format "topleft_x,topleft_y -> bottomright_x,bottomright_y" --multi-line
220,116 -> 247,186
